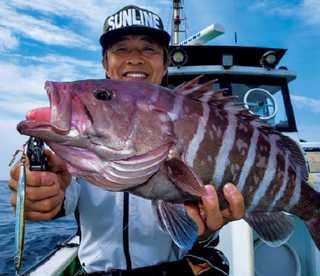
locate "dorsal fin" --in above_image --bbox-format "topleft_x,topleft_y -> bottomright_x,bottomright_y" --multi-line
173,75 -> 269,128
271,132 -> 309,180
173,75 -> 208,95
174,75 -> 308,180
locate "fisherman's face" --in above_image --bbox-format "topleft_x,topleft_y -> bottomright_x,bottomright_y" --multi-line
102,35 -> 167,85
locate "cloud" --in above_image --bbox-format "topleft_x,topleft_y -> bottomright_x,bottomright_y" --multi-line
5,0 -> 118,30
0,27 -> 19,51
12,53 -> 100,71
6,0 -> 171,29
250,0 -> 299,16
0,3 -> 98,50
297,125 -> 320,142
302,0 -> 320,25
0,0 -> 173,52
251,0 -> 320,26
291,95 -> 320,113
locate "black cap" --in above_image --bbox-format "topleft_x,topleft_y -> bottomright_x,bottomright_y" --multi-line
100,5 -> 170,48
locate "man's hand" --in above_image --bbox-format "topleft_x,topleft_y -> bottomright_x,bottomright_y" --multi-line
8,149 -> 71,222
185,183 -> 245,239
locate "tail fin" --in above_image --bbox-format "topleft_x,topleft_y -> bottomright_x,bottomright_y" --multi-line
305,215 -> 320,251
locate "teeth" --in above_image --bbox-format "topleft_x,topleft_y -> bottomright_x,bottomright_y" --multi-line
126,73 -> 147,78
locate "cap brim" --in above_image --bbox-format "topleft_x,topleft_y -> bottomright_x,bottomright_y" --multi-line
100,26 -> 170,48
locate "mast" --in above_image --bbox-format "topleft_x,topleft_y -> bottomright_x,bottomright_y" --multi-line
172,0 -> 187,45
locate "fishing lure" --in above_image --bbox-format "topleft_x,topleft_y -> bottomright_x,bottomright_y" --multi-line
11,144 -> 27,276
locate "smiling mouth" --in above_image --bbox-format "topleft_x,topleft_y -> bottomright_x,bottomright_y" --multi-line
124,72 -> 148,79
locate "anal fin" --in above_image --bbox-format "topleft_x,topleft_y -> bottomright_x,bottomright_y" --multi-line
244,211 -> 294,247
152,200 -> 198,249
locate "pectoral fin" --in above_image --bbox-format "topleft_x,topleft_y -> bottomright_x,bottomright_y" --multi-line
166,157 -> 207,197
244,211 -> 294,247
152,200 -> 198,249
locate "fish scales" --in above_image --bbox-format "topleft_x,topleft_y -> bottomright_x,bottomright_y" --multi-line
262,151 -> 286,209
185,105 -> 218,180
224,122 -> 253,185
281,166 -> 301,210
268,151 -> 290,211
249,139 -> 279,211
217,116 -> 250,186
17,77 -> 320,250
240,132 -> 271,206
185,106 -> 229,184
237,128 -> 259,193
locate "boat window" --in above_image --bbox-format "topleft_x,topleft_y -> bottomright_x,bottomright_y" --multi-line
168,75 -> 296,132
227,83 -> 289,128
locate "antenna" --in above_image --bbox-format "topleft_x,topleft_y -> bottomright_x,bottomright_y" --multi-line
233,0 -> 238,46
172,0 -> 187,45
179,23 -> 225,46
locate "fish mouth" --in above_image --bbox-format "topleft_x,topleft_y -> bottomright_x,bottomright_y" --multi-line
17,81 -> 72,137
16,80 -> 136,157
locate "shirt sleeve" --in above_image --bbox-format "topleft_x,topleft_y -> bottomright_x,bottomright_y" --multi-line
182,231 -> 230,276
64,177 -> 81,216
198,230 -> 220,247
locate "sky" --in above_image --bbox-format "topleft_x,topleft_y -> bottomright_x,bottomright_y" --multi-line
0,0 -> 319,180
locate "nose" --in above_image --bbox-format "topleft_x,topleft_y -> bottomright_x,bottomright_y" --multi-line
126,51 -> 144,65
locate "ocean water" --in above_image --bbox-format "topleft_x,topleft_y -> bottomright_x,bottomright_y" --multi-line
0,180 -> 77,276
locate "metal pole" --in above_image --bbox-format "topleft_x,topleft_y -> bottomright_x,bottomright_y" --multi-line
173,0 -> 181,45
233,0 -> 238,46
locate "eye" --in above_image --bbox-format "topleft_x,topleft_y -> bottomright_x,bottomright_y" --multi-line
93,88 -> 113,101
143,46 -> 154,51
116,47 -> 127,52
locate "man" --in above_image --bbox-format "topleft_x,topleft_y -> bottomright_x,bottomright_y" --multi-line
9,5 -> 245,275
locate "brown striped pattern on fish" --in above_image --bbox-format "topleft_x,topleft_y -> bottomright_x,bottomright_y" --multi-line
184,107 -> 229,184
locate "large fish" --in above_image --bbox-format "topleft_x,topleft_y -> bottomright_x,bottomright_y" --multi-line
17,76 -> 320,250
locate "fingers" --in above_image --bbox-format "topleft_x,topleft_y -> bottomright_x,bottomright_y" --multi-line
10,150 -> 71,191
188,183 -> 245,240
10,159 -> 54,188
10,182 -> 64,222
185,185 -> 223,238
221,183 -> 245,222
11,186 -> 63,211
10,158 -> 25,181
45,150 -> 71,191
9,177 -> 59,198
26,204 -> 62,222
8,177 -> 18,192
202,185 -> 224,231
8,149 -> 69,222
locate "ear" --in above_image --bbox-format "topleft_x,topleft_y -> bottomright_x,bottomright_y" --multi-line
162,68 -> 168,77
102,58 -> 107,71
102,56 -> 111,78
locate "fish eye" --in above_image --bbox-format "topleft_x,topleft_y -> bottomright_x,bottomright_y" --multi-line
93,88 -> 113,101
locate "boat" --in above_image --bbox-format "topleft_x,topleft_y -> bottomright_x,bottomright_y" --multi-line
21,1 -> 320,275
21,234 -> 83,276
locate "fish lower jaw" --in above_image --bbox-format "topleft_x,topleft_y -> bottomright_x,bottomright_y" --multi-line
17,120 -> 72,138
17,120 -> 51,134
